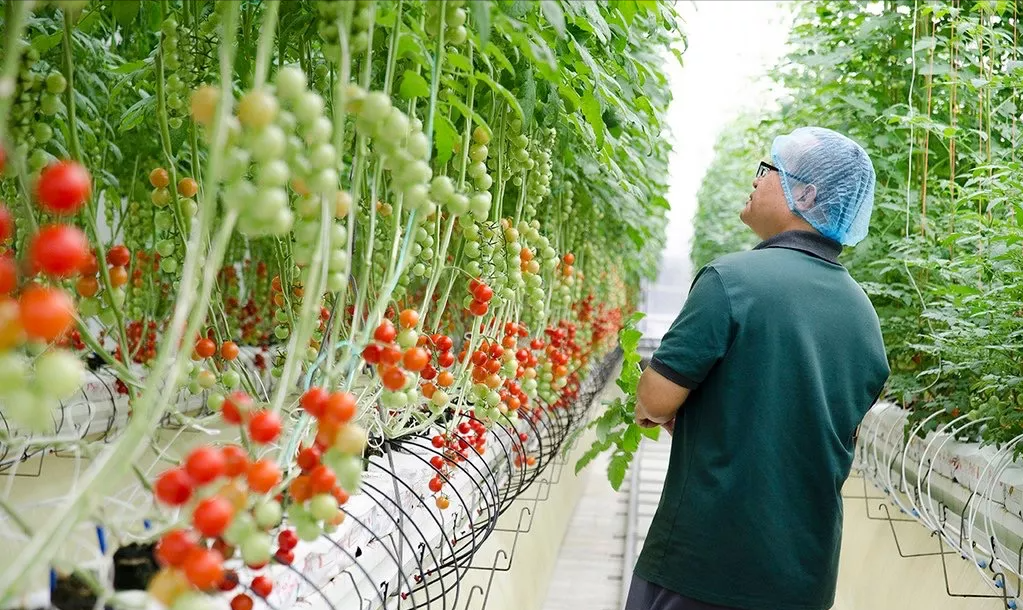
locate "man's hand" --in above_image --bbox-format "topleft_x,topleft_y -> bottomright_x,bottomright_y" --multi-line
660,417 -> 675,436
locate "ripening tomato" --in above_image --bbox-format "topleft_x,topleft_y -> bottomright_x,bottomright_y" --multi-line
231,593 -> 254,610
309,465 -> 337,494
183,547 -> 224,590
248,410 -> 282,444
399,308 -> 419,329
0,297 -> 23,350
149,167 -> 170,188
0,256 -> 15,295
185,446 -> 227,485
192,496 -> 233,537
324,391 -> 357,424
402,347 -> 429,372
178,177 -> 199,198
36,161 -> 91,215
380,345 -> 402,366
19,285 -> 74,341
380,365 -> 406,391
437,371 -> 454,387
246,459 -> 281,494
289,475 -> 313,503
221,445 -> 249,477
156,529 -> 198,567
0,204 -> 12,241
76,275 -> 98,297
155,467 -> 194,506
109,265 -> 128,287
30,224 -> 89,278
436,495 -> 450,510
220,341 -> 239,361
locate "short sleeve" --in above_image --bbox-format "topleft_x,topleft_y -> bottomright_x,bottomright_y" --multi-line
649,266 -> 733,389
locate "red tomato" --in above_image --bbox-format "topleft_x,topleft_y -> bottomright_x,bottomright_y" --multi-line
436,335 -> 453,352
154,467 -> 194,506
468,300 -> 488,316
398,308 -> 419,328
472,284 -> 493,302
438,351 -> 455,368
420,363 -> 437,380
222,391 -> 251,424
231,594 -> 254,610
0,204 -> 13,241
183,547 -> 224,590
402,347 -> 429,372
221,445 -> 249,477
185,446 -> 227,485
277,529 -> 298,551
380,365 -> 406,391
428,477 -> 443,493
248,410 -> 282,444
380,345 -> 402,366
195,337 -> 217,359
273,548 -> 294,565
362,343 -> 382,364
374,320 -> 396,343
300,387 -> 328,418
107,245 -> 131,267
36,161 -> 91,215
155,529 -> 198,567
297,446 -> 322,471
192,496 -> 233,537
246,459 -> 281,494
251,576 -> 273,599
0,256 -> 15,295
430,456 -> 445,470
431,436 -> 445,448
30,224 -> 89,278
19,285 -> 74,342
81,252 -> 99,275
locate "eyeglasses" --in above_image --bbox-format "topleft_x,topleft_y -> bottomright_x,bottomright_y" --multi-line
756,161 -> 779,179
756,160 -> 812,185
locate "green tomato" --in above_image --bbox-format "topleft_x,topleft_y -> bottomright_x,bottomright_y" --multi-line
296,518 -> 322,542
160,258 -> 179,274
310,494 -> 338,522
0,353 -> 29,396
223,511 -> 257,546
98,307 -> 117,326
208,392 -> 225,411
222,370 -> 241,389
254,499 -> 283,529
33,350 -> 84,400
334,454 -> 364,494
241,531 -> 273,566
274,325 -> 290,340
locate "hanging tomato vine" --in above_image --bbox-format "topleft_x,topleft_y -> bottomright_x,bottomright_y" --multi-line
0,0 -> 683,606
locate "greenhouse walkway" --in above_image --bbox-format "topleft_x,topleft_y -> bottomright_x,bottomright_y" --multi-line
540,414 -> 673,610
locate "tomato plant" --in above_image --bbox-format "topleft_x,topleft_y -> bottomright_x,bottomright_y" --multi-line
0,0 -> 682,605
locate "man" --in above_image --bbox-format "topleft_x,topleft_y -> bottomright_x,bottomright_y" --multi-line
626,127 -> 890,610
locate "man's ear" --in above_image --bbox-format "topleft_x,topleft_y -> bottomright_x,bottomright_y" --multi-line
796,184 -> 817,210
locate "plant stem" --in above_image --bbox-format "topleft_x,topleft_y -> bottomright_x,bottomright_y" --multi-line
0,0 -> 34,147
253,0 -> 281,89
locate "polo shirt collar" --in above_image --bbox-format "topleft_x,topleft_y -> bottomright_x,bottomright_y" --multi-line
753,230 -> 842,264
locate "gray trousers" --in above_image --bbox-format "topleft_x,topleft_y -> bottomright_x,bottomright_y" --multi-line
624,575 -> 739,610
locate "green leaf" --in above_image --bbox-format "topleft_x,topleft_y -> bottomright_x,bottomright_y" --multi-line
446,51 -> 474,74
575,439 -> 610,474
434,114 -> 458,167
639,426 -> 661,440
112,60 -> 147,75
608,453 -> 630,491
622,424 -> 641,452
398,70 -> 430,99
32,31 -> 63,55
484,42 -> 515,75
448,97 -> 492,135
581,92 -> 605,149
112,0 -> 140,29
119,93 -> 154,133
596,414 -> 612,442
476,72 -> 524,119
540,1 -> 567,38
471,0 -> 492,48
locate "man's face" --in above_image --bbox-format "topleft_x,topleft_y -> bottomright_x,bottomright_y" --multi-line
740,162 -> 789,233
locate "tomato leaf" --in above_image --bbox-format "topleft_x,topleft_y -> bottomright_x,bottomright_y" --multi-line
118,93 -> 155,133
475,72 -> 524,119
434,114 -> 458,167
540,1 -> 566,38
398,70 -> 430,99
470,0 -> 492,48
608,453 -> 630,491
112,0 -> 140,29
447,97 -> 492,135
581,93 -> 605,149
445,51 -> 474,75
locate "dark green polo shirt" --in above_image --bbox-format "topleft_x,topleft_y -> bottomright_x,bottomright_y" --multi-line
634,230 -> 890,610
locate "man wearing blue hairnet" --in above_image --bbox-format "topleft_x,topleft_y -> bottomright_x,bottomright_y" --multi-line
626,127 -> 890,610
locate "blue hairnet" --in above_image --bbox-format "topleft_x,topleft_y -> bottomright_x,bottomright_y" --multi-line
771,127 -> 876,246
